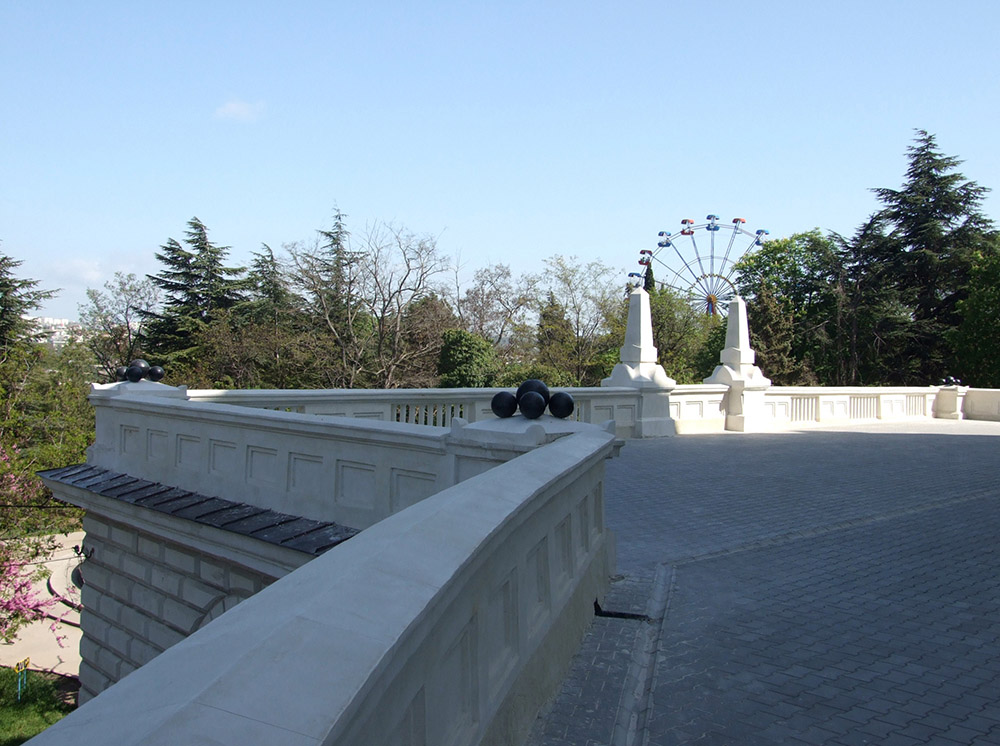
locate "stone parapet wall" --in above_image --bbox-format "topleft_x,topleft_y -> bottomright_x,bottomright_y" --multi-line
85,387 -> 584,529
76,513 -> 281,703
961,388 -> 1000,421
30,427 -> 617,746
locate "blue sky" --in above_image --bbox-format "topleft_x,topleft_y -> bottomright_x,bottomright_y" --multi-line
3,1 -> 998,320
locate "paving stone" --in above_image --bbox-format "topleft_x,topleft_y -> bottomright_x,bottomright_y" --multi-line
525,421 -> 1000,745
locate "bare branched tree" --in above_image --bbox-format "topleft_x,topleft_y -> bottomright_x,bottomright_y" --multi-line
453,263 -> 538,359
288,220 -> 449,388
538,255 -> 621,384
78,272 -> 160,380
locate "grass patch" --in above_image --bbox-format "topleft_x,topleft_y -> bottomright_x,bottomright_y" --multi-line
0,666 -> 76,746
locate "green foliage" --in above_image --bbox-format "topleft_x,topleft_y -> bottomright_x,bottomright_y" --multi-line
747,283 -> 801,385
692,317 -> 727,381
952,241 -> 1000,386
0,255 -> 87,645
535,291 -> 576,377
397,295 -> 460,388
736,230 -> 842,382
495,362 -> 579,388
646,286 -> 715,384
437,329 -> 498,387
0,667 -> 74,745
535,257 -> 621,386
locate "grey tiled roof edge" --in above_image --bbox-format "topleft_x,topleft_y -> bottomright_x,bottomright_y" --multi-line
38,464 -> 359,556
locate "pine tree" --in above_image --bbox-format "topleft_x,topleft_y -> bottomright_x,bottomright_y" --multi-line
185,217 -> 245,317
872,130 -> 994,381
0,253 -> 55,354
144,218 -> 246,366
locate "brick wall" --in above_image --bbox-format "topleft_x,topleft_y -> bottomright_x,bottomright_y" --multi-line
77,513 -> 280,703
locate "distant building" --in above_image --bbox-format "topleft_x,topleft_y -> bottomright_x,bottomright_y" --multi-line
26,316 -> 83,348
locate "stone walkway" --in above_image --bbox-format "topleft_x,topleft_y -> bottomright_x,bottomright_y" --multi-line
0,532 -> 84,678
526,420 -> 1000,746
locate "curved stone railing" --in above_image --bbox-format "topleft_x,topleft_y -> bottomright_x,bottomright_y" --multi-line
29,426 -> 616,746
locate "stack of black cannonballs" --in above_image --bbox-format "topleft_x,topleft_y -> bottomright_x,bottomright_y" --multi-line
491,380 -> 575,420
115,359 -> 166,383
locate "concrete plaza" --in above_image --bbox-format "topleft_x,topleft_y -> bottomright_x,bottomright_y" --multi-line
528,419 -> 1000,746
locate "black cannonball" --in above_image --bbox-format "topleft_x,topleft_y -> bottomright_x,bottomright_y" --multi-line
548,391 -> 575,419
115,366 -> 128,382
519,390 -> 546,419
491,391 -> 517,418
125,365 -> 145,383
516,379 -> 550,406
129,359 -> 151,377
147,365 -> 165,382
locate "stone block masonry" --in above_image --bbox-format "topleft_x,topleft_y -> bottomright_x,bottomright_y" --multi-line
39,462 -> 359,705
76,513 -> 275,703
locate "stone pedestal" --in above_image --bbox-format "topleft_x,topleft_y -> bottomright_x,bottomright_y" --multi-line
601,287 -> 676,437
933,385 -> 969,420
703,296 -> 771,432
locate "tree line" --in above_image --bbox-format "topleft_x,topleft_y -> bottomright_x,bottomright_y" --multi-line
82,211 -> 647,391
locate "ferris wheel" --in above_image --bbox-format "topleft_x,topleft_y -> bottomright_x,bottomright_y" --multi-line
631,214 -> 769,316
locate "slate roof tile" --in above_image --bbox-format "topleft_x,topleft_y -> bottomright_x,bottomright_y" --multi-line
40,465 -> 357,556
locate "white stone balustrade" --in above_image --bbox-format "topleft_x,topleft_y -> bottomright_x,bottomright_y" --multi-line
180,382 -> 971,438
31,425 -> 616,746
763,387 -> 939,426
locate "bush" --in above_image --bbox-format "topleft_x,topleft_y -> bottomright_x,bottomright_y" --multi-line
437,330 -> 499,388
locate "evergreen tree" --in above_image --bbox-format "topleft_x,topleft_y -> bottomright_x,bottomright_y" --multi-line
144,218 -> 246,368
643,263 -> 656,294
0,253 -> 55,354
872,130 -> 994,381
185,217 -> 246,316
313,209 -> 361,336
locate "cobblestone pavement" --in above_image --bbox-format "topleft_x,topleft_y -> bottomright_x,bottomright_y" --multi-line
526,420 -> 1000,746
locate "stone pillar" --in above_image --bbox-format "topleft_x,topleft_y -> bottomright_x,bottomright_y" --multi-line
703,296 -> 771,432
933,385 -> 968,420
601,287 -> 676,437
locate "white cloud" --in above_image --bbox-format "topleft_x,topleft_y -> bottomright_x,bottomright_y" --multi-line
49,257 -> 104,285
214,98 -> 266,122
